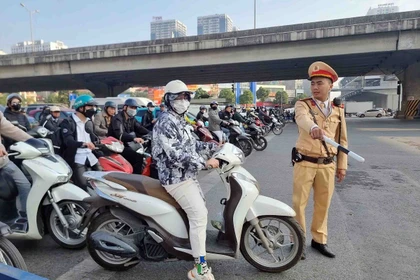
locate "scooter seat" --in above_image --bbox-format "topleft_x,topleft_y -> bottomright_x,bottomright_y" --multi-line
104,172 -> 181,209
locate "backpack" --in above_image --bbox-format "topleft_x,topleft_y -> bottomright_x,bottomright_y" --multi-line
50,117 -> 75,155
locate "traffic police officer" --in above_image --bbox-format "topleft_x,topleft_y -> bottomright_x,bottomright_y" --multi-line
293,61 -> 348,259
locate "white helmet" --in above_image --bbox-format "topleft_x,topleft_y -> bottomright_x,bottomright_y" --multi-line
164,80 -> 192,94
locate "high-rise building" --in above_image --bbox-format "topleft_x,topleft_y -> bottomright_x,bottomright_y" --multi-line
11,40 -> 68,54
150,18 -> 187,40
197,14 -> 233,35
367,3 -> 399,15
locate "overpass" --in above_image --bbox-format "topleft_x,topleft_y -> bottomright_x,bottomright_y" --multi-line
1,11 -> 420,117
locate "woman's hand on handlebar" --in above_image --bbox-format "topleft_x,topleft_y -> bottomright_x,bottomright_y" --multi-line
205,158 -> 219,169
134,137 -> 145,144
0,146 -> 7,157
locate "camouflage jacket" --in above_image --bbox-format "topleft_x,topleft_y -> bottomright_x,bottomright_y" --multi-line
152,111 -> 218,185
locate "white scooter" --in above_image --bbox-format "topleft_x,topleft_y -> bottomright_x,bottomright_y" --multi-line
0,137 -> 90,249
80,143 -> 304,272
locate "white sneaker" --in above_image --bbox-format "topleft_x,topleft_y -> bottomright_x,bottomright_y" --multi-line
187,267 -> 215,280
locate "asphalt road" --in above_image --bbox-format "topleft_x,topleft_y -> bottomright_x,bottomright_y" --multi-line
11,117 -> 420,280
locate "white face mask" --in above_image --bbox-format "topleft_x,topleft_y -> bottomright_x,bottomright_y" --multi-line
172,99 -> 190,114
127,108 -> 137,117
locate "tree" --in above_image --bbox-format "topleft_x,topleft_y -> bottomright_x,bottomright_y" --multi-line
218,88 -> 235,103
132,91 -> 149,98
239,89 -> 254,105
256,87 -> 270,102
274,91 -> 288,105
194,88 -> 210,99
291,93 -> 309,105
0,94 -> 7,105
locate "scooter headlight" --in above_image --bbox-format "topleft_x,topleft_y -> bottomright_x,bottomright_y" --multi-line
232,145 -> 245,164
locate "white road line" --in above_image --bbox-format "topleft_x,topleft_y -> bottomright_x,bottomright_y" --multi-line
56,258 -> 115,280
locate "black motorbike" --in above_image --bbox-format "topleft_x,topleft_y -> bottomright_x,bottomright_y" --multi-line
212,120 -> 253,157
243,119 -> 268,151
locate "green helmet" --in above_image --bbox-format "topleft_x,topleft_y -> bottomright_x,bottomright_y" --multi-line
73,95 -> 97,110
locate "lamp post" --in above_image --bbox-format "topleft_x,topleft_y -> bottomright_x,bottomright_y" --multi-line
20,3 -> 39,53
254,0 -> 257,29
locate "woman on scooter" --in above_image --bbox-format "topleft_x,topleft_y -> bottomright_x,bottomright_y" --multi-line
152,80 -> 219,280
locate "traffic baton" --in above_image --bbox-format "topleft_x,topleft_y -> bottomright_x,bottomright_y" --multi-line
323,136 -> 365,163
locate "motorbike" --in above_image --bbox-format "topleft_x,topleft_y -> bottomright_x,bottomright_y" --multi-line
0,138 -> 90,249
95,137 -> 133,174
243,119 -> 268,151
213,120 -> 253,157
193,120 -> 219,145
0,222 -> 27,270
79,143 -> 304,273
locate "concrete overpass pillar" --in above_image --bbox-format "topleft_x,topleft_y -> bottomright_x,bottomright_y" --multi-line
85,82 -> 129,97
398,62 -> 420,119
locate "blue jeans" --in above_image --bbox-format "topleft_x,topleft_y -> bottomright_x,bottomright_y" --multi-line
221,127 -> 230,141
2,161 -> 31,215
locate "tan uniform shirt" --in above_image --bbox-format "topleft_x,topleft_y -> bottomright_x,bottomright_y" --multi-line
295,98 -> 348,170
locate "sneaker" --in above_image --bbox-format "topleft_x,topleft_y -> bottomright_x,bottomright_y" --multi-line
188,267 -> 215,280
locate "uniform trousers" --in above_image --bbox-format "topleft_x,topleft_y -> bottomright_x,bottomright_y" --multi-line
292,161 -> 336,244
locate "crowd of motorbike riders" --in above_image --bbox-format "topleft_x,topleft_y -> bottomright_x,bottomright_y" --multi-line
0,88 -> 289,238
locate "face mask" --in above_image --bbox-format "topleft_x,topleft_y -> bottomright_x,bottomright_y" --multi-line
127,108 -> 137,117
211,106 -> 218,110
83,108 -> 96,119
11,104 -> 21,111
172,99 -> 190,114
148,107 -> 154,112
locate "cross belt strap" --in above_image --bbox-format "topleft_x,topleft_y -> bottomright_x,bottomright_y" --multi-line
303,101 -> 332,159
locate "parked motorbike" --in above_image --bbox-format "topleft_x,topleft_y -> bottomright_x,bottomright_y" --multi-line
80,143 -> 304,272
0,222 -> 27,270
0,138 -> 90,249
243,119 -> 268,151
193,120 -> 219,145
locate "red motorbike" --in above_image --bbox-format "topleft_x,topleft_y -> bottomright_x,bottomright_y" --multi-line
194,120 -> 219,145
96,137 -> 133,173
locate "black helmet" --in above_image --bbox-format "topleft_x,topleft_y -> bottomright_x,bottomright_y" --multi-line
124,99 -> 139,107
225,104 -> 233,109
147,102 -> 155,107
6,93 -> 22,105
210,101 -> 218,106
104,101 -> 116,109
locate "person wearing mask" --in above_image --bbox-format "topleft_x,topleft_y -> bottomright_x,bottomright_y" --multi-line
108,99 -> 149,174
3,93 -> 30,131
152,80 -> 219,280
0,111 -> 32,227
142,102 -> 157,130
293,61 -> 348,260
41,106 -> 62,132
232,106 -> 246,124
208,101 -> 226,145
93,101 -> 116,139
156,103 -> 166,118
60,95 -> 102,191
196,106 -> 209,123
218,104 -> 233,139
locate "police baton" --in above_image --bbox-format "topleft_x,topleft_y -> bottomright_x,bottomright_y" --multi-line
323,136 -> 365,163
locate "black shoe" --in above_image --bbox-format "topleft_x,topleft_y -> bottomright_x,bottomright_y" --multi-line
311,240 -> 335,258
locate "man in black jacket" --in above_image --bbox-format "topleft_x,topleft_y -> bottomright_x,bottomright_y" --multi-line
142,102 -> 156,130
60,95 -> 102,191
41,106 -> 62,132
3,93 -> 30,131
196,105 -> 209,123
108,99 -> 149,174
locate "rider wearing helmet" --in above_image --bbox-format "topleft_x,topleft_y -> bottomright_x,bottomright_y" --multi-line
196,105 -> 208,123
93,101 -> 117,138
108,98 -> 149,174
152,80 -> 219,280
142,102 -> 157,130
208,101 -> 226,145
3,93 -> 30,132
60,95 -> 102,191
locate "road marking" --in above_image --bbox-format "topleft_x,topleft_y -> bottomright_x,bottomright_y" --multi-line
56,258 -> 115,280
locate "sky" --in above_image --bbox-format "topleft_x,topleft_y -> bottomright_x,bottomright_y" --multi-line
1,0 -> 420,52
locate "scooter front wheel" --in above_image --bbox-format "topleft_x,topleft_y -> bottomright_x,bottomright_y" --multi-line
46,200 -> 88,249
237,139 -> 253,157
240,216 -> 305,273
272,125 -> 284,135
0,237 -> 27,271
253,136 -> 268,151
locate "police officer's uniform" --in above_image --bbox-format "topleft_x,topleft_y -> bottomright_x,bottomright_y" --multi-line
293,61 -> 348,254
